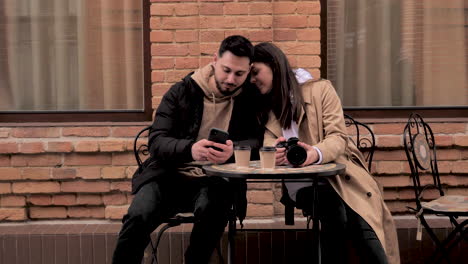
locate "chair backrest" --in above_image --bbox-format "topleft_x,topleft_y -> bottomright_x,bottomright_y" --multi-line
403,113 -> 444,208
344,114 -> 376,172
133,125 -> 152,172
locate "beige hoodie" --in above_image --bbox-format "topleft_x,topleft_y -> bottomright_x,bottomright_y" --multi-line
178,64 -> 242,177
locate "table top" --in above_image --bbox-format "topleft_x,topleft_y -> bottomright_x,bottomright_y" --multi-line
203,160 -> 346,179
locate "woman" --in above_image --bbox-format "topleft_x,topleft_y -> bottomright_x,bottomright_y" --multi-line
250,42 -> 400,264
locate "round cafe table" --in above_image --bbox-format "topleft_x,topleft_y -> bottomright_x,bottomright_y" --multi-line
204,160 -> 346,264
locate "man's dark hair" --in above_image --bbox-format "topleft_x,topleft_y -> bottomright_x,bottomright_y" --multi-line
218,35 -> 254,62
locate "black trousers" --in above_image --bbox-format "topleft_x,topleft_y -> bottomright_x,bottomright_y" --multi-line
112,176 -> 231,264
295,184 -> 388,264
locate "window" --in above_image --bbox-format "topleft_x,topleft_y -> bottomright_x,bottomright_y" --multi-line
323,0 -> 467,117
0,0 -> 151,122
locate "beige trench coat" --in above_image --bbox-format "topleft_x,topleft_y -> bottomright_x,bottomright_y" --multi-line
264,80 -> 400,264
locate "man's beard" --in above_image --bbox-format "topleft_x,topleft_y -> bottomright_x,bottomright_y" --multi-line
215,78 -> 242,96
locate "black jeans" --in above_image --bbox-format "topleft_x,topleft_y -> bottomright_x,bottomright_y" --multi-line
112,176 -> 232,264
295,184 -> 388,264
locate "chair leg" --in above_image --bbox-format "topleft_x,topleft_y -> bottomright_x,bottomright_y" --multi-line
419,217 -> 452,264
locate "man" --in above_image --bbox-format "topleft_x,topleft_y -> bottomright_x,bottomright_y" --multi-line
112,35 -> 262,264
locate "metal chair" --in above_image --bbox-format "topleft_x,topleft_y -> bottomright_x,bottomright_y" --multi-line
403,113 -> 468,264
133,126 -> 224,264
344,114 -> 376,172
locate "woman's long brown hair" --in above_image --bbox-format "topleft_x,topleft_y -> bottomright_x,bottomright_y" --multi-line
253,42 -> 304,129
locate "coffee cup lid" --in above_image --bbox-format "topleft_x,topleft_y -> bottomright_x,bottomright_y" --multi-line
234,145 -> 251,150
260,146 -> 276,152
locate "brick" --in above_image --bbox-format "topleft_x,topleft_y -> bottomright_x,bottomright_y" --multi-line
273,29 -> 296,41
77,194 -> 103,205
13,181 -> 60,193
103,193 -> 127,205
246,204 -> 274,217
110,181 -> 131,192
200,3 -> 223,15
273,16 -> 308,28
0,195 -> 26,207
151,71 -> 165,83
113,153 -> 136,166
64,153 -> 112,166
430,123 -> 465,134
200,16 -> 236,29
235,16 -> 262,28
434,135 -> 453,147
376,135 -> 402,148
28,195 -> 52,205
112,126 -> 148,138
75,141 -> 99,152
436,149 -> 461,161
377,176 -> 411,188
276,42 -> 320,55
297,28 -> 320,41
11,154 -> 62,167
200,30 -> 225,42
308,15 -> 321,27
30,207 -> 67,219
102,167 -> 127,179
150,30 -> 173,43
273,2 -> 296,14
68,207 -> 105,218
76,167 -> 102,179
62,127 -> 110,137
0,208 -> 26,221
52,194 -> 76,206
174,3 -> 199,16
62,180 -> 110,193
297,2 -> 321,14
247,190 -> 274,204
249,3 -> 272,15
12,127 -> 60,138
247,30 -> 273,42
159,17 -> 200,30
22,168 -> 50,180
386,200 -> 411,214
297,55 -> 321,68
0,183 -> 11,194
19,142 -> 45,153
0,168 -> 21,180
175,57 -> 199,69
151,44 -> 191,56
247,182 -> 274,190
105,205 -> 129,220
151,57 -> 174,70
150,3 -> 174,16
0,155 -> 10,166
373,150 -> 406,161
0,128 -> 10,138
52,168 -> 76,179
454,135 -> 468,147
376,161 -> 403,174
47,142 -> 73,152
452,160 -> 468,174
0,142 -> 18,154
99,141 -> 126,152
372,123 -> 406,135
224,3 -> 248,15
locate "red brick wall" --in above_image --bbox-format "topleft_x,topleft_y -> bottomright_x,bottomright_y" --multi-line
0,0 -> 467,221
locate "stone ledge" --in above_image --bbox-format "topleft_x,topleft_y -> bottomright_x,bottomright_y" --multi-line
0,215 -> 462,235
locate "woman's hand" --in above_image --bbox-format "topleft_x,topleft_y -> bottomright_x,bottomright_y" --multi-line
274,137 -> 288,165
297,141 -> 319,167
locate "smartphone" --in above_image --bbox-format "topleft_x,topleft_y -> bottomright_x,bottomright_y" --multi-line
208,128 -> 229,151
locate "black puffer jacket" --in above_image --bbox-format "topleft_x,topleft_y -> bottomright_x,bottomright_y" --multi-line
132,72 -> 263,221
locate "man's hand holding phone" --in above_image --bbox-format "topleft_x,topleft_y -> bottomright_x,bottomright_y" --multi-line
191,128 -> 233,164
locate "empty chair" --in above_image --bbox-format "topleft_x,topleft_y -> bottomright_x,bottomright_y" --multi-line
403,113 -> 468,264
